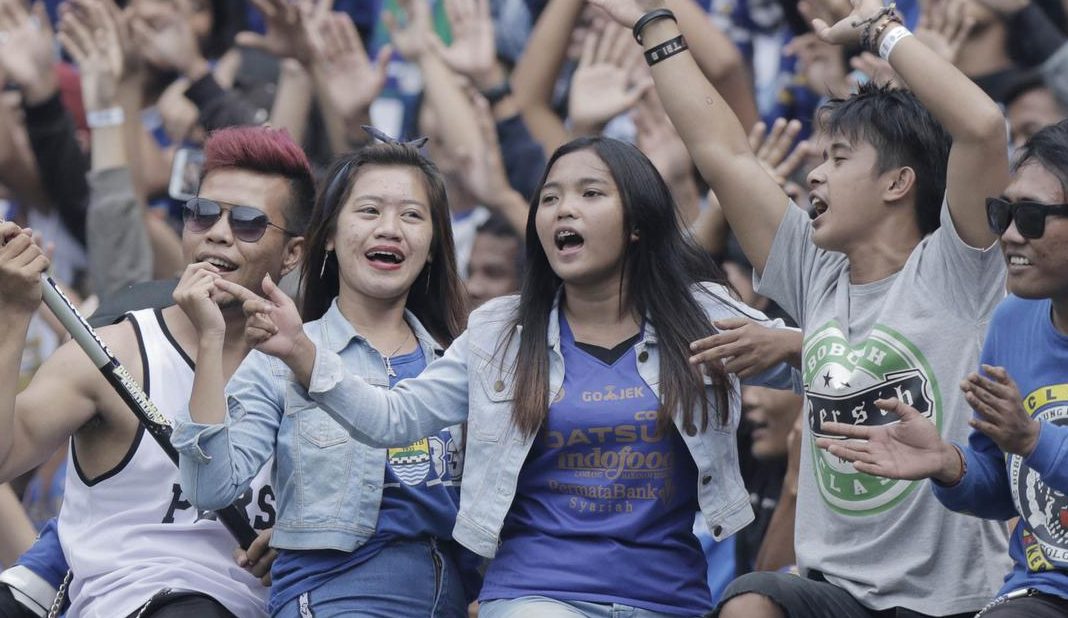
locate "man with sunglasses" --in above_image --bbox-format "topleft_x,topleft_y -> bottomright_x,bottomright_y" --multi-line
0,125 -> 312,618
817,119 -> 1068,617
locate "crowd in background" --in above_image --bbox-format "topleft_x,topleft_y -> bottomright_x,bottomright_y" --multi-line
1,0 -> 1067,615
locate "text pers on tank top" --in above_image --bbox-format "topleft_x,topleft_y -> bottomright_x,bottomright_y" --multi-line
58,308 -> 275,618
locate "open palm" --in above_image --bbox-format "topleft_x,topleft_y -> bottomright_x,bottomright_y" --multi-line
816,398 -> 950,480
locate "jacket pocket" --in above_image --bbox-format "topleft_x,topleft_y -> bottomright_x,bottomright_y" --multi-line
472,358 -> 516,443
287,385 -> 349,449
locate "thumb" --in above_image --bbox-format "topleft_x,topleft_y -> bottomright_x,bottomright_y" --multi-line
235,31 -> 268,50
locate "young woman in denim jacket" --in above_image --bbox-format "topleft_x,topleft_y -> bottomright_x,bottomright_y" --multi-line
170,141 -> 472,617
212,137 -> 799,617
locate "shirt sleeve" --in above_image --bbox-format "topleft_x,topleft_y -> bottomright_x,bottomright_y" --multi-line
171,351 -> 283,512
916,196 -> 1005,319
1023,422 -> 1068,493
308,330 -> 472,447
752,201 -> 844,329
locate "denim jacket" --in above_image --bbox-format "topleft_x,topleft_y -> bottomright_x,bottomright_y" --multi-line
303,283 -> 800,558
171,300 -> 454,552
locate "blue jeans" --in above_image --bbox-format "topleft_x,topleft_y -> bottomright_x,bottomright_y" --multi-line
273,539 -> 465,618
479,596 -> 697,618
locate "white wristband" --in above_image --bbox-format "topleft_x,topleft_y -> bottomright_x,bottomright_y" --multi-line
86,106 -> 125,129
878,26 -> 912,61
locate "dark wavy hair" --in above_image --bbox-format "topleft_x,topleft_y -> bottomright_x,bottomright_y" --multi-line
1013,118 -> 1068,194
822,82 -> 951,236
507,137 -> 735,438
299,144 -> 467,346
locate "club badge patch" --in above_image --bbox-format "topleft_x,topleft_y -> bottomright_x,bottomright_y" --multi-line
1011,385 -> 1068,571
804,322 -> 942,515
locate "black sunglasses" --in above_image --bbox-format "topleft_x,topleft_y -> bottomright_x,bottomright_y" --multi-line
986,197 -> 1068,239
182,197 -> 296,243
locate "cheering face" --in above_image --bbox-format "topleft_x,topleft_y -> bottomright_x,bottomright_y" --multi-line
181,169 -> 298,308
535,149 -> 630,288
329,165 -> 434,305
999,162 -> 1068,301
806,137 -> 893,253
743,385 -> 803,461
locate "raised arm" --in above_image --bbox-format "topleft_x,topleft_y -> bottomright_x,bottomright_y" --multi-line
811,0 -> 1007,247
591,0 -> 790,275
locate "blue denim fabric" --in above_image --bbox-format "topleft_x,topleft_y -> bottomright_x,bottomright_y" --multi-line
272,539 -> 466,618
479,595 -> 696,618
171,300 -> 458,552
302,283 -> 801,558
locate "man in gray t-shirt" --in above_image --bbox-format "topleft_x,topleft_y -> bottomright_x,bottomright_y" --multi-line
591,0 -> 1014,615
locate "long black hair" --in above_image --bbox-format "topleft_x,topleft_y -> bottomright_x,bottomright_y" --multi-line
508,136 -> 734,437
299,143 -> 467,346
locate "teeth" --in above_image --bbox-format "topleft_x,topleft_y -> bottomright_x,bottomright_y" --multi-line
367,251 -> 402,263
1009,256 -> 1032,266
205,257 -> 236,270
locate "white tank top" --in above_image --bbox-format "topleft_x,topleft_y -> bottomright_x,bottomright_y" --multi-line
58,309 -> 275,618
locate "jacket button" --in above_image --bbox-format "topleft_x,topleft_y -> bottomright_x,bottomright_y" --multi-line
712,525 -> 723,537
701,475 -> 712,485
638,351 -> 649,362
494,380 -> 505,393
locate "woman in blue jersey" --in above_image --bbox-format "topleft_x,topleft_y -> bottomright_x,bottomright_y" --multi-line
209,136 -> 798,617
171,140 -> 471,617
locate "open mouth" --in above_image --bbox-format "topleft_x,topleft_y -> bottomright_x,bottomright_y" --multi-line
365,249 -> 405,265
1008,255 -> 1032,267
810,195 -> 828,220
202,256 -> 238,272
554,229 -> 585,251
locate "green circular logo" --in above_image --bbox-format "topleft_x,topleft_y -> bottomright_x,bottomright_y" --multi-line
803,322 -> 942,515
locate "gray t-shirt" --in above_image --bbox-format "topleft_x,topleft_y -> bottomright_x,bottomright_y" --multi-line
755,200 -> 1011,614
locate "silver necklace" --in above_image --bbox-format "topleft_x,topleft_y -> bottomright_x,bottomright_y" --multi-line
382,329 -> 413,378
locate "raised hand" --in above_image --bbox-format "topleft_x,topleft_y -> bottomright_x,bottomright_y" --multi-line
748,118 -> 809,192
810,0 -> 888,48
815,398 -> 962,482
237,0 -> 326,65
383,0 -> 434,61
915,0 -> 975,65
0,0 -> 58,105
453,92 -> 513,205
58,0 -> 125,112
130,0 -> 206,77
308,11 -> 391,122
633,90 -> 692,185
0,222 -> 50,315
784,33 -> 849,97
568,20 -> 652,135
214,275 -> 311,367
172,263 -> 225,338
849,51 -> 902,89
431,0 -> 498,89
961,365 -> 1040,457
689,318 -> 801,379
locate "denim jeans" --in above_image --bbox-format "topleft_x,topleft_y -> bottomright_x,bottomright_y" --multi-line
273,540 -> 465,618
479,595 -> 698,618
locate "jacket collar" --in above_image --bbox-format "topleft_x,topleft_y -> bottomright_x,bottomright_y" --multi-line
320,297 -> 443,357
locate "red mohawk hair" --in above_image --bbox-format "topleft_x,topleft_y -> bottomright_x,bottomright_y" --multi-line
201,127 -> 316,232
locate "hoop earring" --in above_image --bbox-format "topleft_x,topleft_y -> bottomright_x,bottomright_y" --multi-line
320,250 -> 332,278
